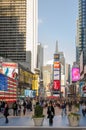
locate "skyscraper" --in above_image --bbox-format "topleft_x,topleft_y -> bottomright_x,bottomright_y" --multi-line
65,63 -> 71,84
76,0 -> 86,64
37,43 -> 44,79
0,0 -> 38,72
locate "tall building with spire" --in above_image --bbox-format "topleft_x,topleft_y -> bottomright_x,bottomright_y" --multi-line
0,0 -> 38,72
76,0 -> 86,64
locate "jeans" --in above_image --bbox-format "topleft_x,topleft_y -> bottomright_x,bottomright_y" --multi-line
61,108 -> 66,116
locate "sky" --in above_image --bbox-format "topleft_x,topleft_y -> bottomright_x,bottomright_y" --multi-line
38,0 -> 78,65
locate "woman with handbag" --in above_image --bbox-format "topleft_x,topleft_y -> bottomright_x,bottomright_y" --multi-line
47,101 -> 55,126
4,103 -> 9,123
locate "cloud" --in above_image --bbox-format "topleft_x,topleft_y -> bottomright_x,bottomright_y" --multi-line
38,18 -> 43,24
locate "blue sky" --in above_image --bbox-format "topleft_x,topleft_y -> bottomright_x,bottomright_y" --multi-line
38,0 -> 78,65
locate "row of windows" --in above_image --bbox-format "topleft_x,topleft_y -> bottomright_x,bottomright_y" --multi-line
6,50 -> 26,52
0,33 -> 26,35
0,25 -> 26,27
0,18 -> 26,21
0,53 -> 26,56
0,3 -> 26,6
0,16 -> 26,18
0,34 -> 26,36
0,49 -> 26,51
0,30 -> 26,32
0,11 -> 26,15
0,45 -> 26,48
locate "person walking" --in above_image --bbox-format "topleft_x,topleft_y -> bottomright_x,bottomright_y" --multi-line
12,101 -> 18,116
4,103 -> 9,123
17,102 -> 21,116
82,103 -> 86,116
23,100 -> 27,115
47,101 -> 55,126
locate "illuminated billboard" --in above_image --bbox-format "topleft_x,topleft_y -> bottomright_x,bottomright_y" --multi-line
83,86 -> 86,93
25,90 -> 36,97
54,54 -> 59,60
0,74 -> 8,91
54,71 -> 60,80
2,62 -> 18,80
0,73 -> 17,102
72,68 -> 80,82
53,80 -> 60,90
54,62 -> 60,68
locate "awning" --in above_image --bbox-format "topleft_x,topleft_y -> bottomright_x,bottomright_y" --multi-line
47,95 -> 59,99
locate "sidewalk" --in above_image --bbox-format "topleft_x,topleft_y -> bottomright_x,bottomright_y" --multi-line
0,114 -> 86,127
0,112 -> 4,118
0,106 -> 86,127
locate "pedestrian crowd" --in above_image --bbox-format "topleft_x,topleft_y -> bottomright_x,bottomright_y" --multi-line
0,97 -> 86,125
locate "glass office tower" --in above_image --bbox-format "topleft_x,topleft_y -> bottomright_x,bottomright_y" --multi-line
76,0 -> 86,63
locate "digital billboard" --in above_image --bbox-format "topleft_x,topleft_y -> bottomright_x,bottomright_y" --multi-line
25,90 -> 36,97
53,80 -> 60,90
72,68 -> 80,82
0,74 -> 8,91
2,62 -> 18,80
54,62 -> 60,68
54,71 -> 60,80
53,61 -> 60,80
54,54 -> 59,60
0,73 -> 17,102
83,86 -> 86,93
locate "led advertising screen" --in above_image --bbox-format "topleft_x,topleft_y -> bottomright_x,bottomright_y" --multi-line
54,70 -> 60,80
53,61 -> 60,80
2,62 -> 18,80
72,68 -> 80,82
54,54 -> 59,60
25,90 -> 36,97
53,80 -> 60,90
83,86 -> 86,93
0,73 -> 17,102
54,62 -> 60,69
0,74 -> 8,91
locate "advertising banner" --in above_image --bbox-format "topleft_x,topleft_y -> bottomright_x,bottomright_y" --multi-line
2,62 -> 18,80
83,86 -> 86,93
54,54 -> 59,60
53,80 -> 60,90
54,62 -> 60,68
54,70 -> 60,80
0,73 -> 17,102
0,74 -> 8,91
25,90 -> 36,97
72,68 -> 80,82
53,68 -> 60,71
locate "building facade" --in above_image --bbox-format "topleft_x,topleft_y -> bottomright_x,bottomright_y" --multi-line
65,63 -> 71,84
43,65 -> 53,97
0,0 -> 38,72
37,43 -> 44,79
76,0 -> 86,63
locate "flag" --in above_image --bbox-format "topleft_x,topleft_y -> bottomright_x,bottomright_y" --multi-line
0,74 -> 17,102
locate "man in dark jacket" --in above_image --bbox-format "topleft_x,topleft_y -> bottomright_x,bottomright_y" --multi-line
12,101 -> 18,116
47,101 -> 55,126
4,103 -> 9,123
